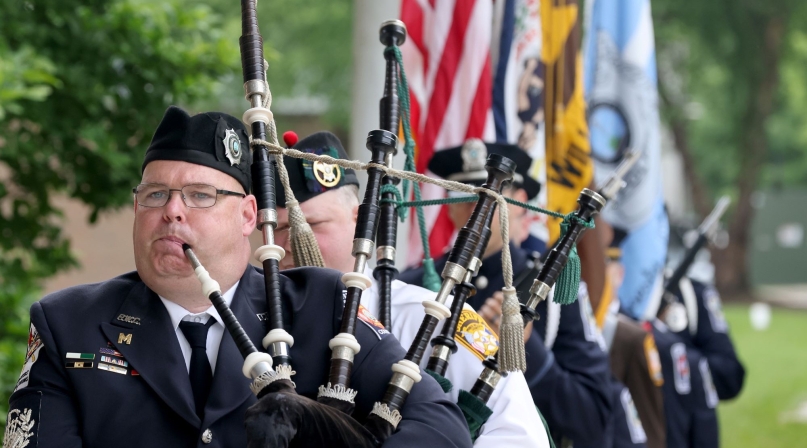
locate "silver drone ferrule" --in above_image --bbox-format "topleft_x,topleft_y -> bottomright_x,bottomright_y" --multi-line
434,262 -> 467,304
388,372 -> 416,393
352,238 -> 375,272
244,79 -> 268,105
430,344 -> 452,363
525,280 -> 552,310
377,245 -> 396,262
477,366 -> 503,389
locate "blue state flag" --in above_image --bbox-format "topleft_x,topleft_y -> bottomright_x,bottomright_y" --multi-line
583,0 -> 669,319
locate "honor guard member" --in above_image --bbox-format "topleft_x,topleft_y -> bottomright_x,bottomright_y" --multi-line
399,140 -> 613,447
272,131 -> 551,448
4,108 -> 472,448
608,225 -> 720,448
599,227 -> 666,448
667,276 -> 745,401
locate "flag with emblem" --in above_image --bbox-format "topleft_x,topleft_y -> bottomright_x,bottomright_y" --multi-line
542,0 -> 594,245
583,0 -> 669,319
491,0 -> 549,244
400,0 -> 496,264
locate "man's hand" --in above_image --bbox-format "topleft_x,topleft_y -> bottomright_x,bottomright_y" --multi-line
478,291 -> 533,343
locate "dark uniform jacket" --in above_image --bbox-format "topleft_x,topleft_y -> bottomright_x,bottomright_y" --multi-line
669,277 -> 746,400
400,244 -> 613,446
6,266 -> 472,448
646,319 -> 718,448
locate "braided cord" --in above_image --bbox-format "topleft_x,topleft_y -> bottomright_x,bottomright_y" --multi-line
386,45 -> 440,291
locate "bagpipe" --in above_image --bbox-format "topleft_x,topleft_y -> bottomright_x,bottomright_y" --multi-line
657,196 -> 731,332
373,21 -> 406,329
434,152 -> 641,439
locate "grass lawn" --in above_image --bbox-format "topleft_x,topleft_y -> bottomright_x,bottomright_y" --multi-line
718,304 -> 807,447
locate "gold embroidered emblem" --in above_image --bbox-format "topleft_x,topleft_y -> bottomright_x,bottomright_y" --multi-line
3,408 -> 35,448
312,161 -> 341,187
454,309 -> 499,361
118,333 -> 132,345
644,334 -> 664,387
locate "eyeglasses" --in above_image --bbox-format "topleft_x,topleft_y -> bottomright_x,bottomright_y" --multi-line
133,183 -> 246,209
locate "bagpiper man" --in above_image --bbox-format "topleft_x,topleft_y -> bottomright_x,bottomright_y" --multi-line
272,130 -> 551,448
3,107 -> 472,448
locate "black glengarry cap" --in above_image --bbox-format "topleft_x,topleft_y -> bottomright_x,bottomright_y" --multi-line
276,131 -> 360,205
142,106 -> 252,193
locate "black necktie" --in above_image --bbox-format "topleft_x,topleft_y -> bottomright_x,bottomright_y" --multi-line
179,317 -> 216,420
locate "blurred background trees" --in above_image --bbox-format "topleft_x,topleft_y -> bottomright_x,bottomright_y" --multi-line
0,0 -> 240,421
653,0 -> 807,296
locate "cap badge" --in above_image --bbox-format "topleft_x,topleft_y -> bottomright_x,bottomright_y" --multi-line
461,138 -> 487,173
313,160 -> 341,187
223,128 -> 242,166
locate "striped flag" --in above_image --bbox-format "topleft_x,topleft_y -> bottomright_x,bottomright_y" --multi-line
583,0 -> 669,319
542,0 -> 594,245
401,0 -> 496,265
491,0 -> 549,244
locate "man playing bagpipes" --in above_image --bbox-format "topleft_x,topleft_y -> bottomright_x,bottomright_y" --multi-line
398,140 -> 614,447
272,130 -> 551,448
3,107 -> 472,448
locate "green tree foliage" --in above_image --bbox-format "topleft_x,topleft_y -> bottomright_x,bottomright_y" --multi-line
0,0 -> 239,424
652,0 -> 807,294
204,0 -> 353,129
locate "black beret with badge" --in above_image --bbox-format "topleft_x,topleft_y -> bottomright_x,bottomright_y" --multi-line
275,131 -> 360,206
428,139 -> 541,200
142,106 -> 252,193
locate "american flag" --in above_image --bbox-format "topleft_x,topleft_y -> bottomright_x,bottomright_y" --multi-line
400,0 -> 496,266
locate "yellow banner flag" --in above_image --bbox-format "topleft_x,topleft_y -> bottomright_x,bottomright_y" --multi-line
542,0 -> 593,244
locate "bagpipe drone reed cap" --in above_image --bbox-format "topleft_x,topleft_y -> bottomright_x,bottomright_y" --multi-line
142,106 -> 252,193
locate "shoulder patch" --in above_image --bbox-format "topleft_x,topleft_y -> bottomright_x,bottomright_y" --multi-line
578,292 -> 607,351
14,323 -> 44,393
357,305 -> 390,340
671,343 -> 691,394
643,334 -> 664,387
5,391 -> 41,447
704,286 -> 728,333
620,387 -> 648,444
455,309 -> 499,361
699,358 -> 719,409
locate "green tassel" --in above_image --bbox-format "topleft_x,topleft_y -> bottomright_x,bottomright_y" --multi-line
553,217 -> 581,305
458,390 -> 493,441
422,257 -> 442,292
425,369 -> 453,393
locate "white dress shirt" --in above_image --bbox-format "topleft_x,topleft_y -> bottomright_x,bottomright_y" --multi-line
159,282 -> 239,373
361,268 -> 550,448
